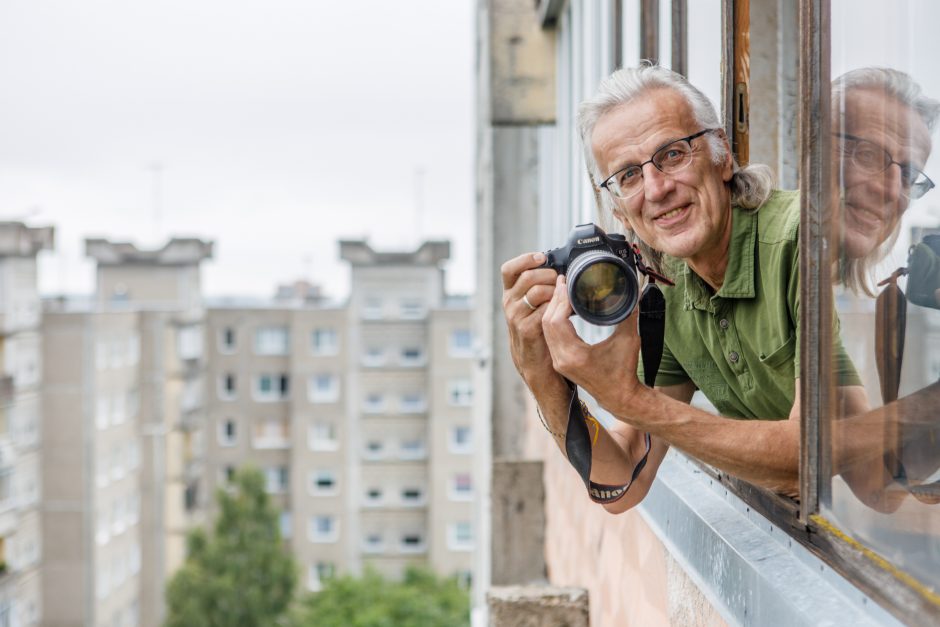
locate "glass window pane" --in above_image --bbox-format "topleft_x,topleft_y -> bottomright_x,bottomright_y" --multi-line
827,0 -> 940,593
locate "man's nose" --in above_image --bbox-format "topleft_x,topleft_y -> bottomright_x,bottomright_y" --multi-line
879,163 -> 904,204
642,163 -> 675,201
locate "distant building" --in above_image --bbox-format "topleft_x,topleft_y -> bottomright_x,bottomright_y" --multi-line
274,280 -> 324,305
204,240 -> 476,591
0,223 -> 53,627
41,238 -> 212,627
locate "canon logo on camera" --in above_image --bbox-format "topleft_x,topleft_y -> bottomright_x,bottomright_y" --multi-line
576,236 -> 601,245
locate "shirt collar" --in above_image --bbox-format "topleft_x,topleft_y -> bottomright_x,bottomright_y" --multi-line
675,208 -> 758,311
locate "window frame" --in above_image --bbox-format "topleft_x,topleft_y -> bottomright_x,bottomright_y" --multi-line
310,327 -> 339,356
253,326 -> 290,356
692,2 -> 940,623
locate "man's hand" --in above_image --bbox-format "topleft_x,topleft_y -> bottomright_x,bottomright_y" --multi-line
541,274 -> 650,413
500,252 -> 562,387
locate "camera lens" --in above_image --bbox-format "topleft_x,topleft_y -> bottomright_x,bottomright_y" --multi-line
566,251 -> 638,325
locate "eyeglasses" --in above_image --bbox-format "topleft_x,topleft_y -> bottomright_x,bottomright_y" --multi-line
833,132 -> 935,200
600,129 -> 720,199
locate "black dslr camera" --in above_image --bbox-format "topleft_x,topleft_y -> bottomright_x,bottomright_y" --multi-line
540,223 -> 669,325
907,234 -> 940,309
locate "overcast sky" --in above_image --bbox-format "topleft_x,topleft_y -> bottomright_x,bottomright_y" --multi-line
0,0 -> 475,300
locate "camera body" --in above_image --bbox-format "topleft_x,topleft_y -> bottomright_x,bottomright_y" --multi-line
540,223 -> 641,325
907,234 -> 940,309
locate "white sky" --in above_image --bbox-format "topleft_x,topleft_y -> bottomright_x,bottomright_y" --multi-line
0,0 -> 476,300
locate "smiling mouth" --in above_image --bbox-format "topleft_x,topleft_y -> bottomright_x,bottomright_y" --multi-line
654,205 -> 689,223
845,203 -> 887,229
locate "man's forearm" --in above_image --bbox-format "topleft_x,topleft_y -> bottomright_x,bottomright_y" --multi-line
616,388 -> 801,496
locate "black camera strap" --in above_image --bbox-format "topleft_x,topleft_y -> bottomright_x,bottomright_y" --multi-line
564,283 -> 666,504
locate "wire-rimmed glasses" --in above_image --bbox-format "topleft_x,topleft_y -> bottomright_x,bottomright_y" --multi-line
834,132 -> 935,200
599,128 -> 720,199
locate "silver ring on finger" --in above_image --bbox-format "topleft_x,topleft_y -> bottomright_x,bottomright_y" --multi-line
522,293 -> 537,311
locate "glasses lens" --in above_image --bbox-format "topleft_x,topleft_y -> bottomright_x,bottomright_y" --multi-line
612,167 -> 643,198
573,260 -> 630,318
908,179 -> 932,200
653,141 -> 693,173
850,141 -> 890,173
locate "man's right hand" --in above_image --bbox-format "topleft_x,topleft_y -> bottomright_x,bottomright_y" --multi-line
500,252 -> 561,387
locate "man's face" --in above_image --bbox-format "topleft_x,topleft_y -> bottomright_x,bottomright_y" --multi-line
592,89 -> 734,267
835,88 -> 932,260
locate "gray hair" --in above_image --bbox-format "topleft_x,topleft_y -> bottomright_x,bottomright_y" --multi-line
577,64 -> 775,240
833,67 -> 940,295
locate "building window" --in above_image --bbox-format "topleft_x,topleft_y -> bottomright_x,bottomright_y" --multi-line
308,422 -> 338,451
218,374 -> 237,400
219,465 -> 236,486
264,466 -> 289,494
448,522 -> 474,551
363,440 -> 384,460
399,438 -> 426,460
448,379 -> 474,406
399,346 -> 425,366
399,533 -> 426,553
128,441 -> 140,470
401,487 -> 425,506
399,392 -> 426,413
311,328 -> 339,355
449,426 -> 473,453
126,388 -> 140,419
177,325 -> 203,361
308,562 -> 335,592
279,511 -> 292,539
96,511 -> 110,546
362,346 -> 386,367
363,532 -> 384,553
362,393 -> 385,413
307,374 -> 340,403
184,482 -> 199,511
308,470 -> 338,496
362,297 -> 383,319
364,487 -> 383,506
96,397 -> 110,430
399,299 -> 425,319
252,418 -> 290,449
111,392 -> 125,425
218,418 -> 237,447
128,335 -> 141,366
449,329 -> 474,357
219,327 -> 237,353
254,326 -> 289,355
254,374 -> 290,402
308,515 -> 339,543
450,473 -> 473,501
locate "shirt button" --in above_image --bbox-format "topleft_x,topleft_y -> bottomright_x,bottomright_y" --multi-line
729,351 -> 740,364
719,318 -> 730,330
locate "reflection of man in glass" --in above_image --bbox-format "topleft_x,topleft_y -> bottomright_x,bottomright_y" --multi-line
830,68 -> 940,511
833,67 -> 939,294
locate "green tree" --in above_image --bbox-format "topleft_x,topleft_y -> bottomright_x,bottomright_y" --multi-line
165,467 -> 297,627
292,566 -> 470,627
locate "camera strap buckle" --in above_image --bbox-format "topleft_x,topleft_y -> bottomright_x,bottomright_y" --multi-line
631,244 -> 675,287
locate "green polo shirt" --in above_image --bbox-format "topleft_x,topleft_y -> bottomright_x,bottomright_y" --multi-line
645,189 -> 860,419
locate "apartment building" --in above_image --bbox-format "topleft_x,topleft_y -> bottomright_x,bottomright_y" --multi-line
41,238 -> 212,627
0,223 -> 53,627
204,240 -> 475,592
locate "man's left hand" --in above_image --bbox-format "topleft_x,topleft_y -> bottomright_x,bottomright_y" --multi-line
541,274 -> 650,414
